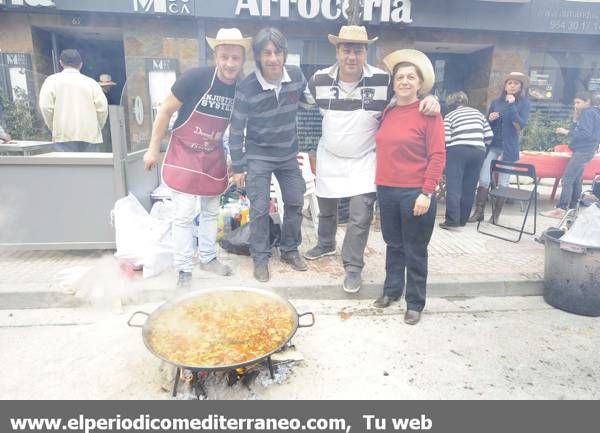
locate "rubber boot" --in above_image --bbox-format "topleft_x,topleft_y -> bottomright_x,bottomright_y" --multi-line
489,196 -> 506,224
468,187 -> 489,223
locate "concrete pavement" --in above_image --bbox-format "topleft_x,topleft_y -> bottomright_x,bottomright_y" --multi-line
1,296 -> 598,399
0,192 -> 557,310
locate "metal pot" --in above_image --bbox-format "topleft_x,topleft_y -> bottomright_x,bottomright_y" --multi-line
541,229 -> 600,317
128,287 -> 314,371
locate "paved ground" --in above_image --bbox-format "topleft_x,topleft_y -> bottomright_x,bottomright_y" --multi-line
0,184 -> 561,308
1,296 -> 598,400
1,182 -> 598,400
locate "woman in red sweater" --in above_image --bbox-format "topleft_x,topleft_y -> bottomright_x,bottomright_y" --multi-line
373,50 -> 446,325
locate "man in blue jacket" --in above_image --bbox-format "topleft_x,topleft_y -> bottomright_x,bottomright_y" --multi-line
542,91 -> 600,218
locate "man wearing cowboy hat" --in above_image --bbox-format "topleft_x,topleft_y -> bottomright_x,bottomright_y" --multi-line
302,25 -> 440,294
143,28 -> 251,287
39,49 -> 108,152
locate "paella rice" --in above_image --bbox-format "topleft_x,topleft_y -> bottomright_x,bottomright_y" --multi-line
148,291 -> 295,367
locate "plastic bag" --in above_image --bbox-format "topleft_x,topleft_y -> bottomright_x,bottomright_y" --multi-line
112,193 -> 173,278
218,216 -> 281,256
561,203 -> 600,248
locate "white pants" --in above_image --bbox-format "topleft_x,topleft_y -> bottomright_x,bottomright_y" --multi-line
171,190 -> 220,273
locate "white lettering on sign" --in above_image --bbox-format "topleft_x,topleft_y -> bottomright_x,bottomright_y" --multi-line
0,0 -> 55,6
134,0 -> 167,13
133,0 -> 190,14
234,0 -> 412,23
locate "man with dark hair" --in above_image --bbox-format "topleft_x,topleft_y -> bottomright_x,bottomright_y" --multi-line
229,27 -> 310,282
143,28 -> 250,288
39,49 -> 108,152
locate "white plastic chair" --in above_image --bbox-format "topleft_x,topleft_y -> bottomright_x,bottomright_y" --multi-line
270,152 -> 319,228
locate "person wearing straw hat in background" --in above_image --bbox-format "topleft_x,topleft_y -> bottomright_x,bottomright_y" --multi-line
302,26 -> 440,294
372,49 -> 446,325
468,71 -> 531,224
143,28 -> 251,288
98,73 -> 118,104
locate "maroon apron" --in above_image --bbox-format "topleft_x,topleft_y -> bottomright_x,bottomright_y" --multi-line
162,71 -> 229,196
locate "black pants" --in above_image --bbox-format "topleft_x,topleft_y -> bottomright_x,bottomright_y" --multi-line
444,145 -> 485,226
246,158 -> 305,264
377,186 -> 436,312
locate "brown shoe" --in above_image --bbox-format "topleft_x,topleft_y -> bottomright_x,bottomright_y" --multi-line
404,310 -> 421,325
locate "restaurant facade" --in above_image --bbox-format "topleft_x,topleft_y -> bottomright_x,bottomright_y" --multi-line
1,0 -> 600,152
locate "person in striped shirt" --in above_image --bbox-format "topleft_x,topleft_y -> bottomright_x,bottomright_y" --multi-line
440,91 -> 493,229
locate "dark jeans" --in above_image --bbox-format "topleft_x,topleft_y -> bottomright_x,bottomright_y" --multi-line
54,141 -> 100,152
377,186 -> 436,312
246,157 -> 305,264
316,193 -> 376,273
445,145 -> 486,226
558,148 -> 596,210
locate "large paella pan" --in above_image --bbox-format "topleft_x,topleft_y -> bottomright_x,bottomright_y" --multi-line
128,287 -> 314,371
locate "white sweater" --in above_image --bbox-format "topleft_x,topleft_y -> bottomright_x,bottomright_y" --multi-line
39,68 -> 108,144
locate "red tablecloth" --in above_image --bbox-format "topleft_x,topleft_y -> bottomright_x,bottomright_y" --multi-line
518,150 -> 600,199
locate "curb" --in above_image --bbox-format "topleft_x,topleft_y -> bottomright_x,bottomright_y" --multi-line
0,274 -> 544,310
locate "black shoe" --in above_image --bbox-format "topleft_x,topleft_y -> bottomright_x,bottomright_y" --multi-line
439,221 -> 460,231
404,309 -> 421,325
303,245 -> 336,260
253,261 -> 270,282
343,271 -> 362,294
176,271 -> 192,288
281,251 -> 308,271
373,294 -> 399,308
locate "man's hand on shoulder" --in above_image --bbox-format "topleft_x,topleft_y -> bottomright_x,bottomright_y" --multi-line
419,95 -> 440,116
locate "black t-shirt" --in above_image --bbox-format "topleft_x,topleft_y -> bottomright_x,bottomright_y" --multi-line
171,66 -> 236,129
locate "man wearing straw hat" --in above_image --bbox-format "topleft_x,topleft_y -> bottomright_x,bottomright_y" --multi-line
302,25 -> 440,294
143,28 -> 251,288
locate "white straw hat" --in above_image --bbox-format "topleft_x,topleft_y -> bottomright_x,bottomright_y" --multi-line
206,28 -> 252,54
382,49 -> 435,93
328,26 -> 378,45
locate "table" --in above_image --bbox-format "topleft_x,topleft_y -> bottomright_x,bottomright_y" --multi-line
518,151 -> 600,200
0,140 -> 53,156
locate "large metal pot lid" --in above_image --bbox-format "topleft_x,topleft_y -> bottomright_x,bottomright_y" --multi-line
129,287 -> 314,370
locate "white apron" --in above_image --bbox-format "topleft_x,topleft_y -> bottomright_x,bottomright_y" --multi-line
315,108 -> 379,198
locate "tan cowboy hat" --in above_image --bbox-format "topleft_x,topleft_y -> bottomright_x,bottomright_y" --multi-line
328,25 -> 378,45
98,74 -> 116,87
503,71 -> 529,88
206,28 -> 252,54
382,49 -> 435,93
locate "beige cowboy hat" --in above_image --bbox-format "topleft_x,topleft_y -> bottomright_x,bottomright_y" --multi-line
382,49 -> 435,93
503,71 -> 529,88
98,73 -> 116,87
206,28 -> 252,54
328,25 -> 378,45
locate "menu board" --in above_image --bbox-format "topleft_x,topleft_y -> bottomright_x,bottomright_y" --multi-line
297,107 -> 322,152
529,70 -> 555,100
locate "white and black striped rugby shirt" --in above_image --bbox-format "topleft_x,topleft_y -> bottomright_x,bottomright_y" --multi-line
444,105 -> 493,149
305,64 -> 391,116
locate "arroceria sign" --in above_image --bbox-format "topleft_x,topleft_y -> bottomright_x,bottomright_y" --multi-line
234,0 -> 413,23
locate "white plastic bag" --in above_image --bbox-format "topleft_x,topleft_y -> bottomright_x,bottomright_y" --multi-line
561,204 -> 600,248
112,193 -> 173,278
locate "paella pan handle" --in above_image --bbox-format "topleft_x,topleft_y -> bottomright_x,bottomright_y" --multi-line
127,311 -> 149,328
297,311 -> 315,328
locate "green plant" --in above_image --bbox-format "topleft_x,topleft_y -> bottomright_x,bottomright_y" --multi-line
0,88 -> 50,141
520,111 -> 569,151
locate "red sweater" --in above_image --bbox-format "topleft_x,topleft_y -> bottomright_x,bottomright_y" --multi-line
375,101 -> 446,194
